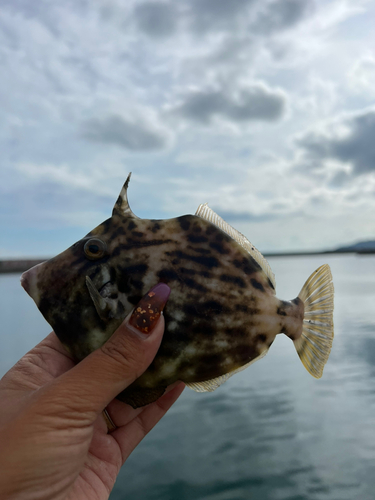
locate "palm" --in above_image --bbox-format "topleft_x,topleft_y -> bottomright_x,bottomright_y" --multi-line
0,332 -> 183,500
71,431 -> 122,500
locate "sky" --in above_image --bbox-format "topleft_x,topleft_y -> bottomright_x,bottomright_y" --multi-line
1,0 -> 375,258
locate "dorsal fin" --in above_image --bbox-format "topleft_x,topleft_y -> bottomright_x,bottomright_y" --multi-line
195,203 -> 276,290
186,348 -> 269,393
112,173 -> 140,219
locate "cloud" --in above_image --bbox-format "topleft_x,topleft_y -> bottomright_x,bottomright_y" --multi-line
171,84 -> 286,125
133,1 -> 178,38
14,162 -> 107,193
214,209 -> 280,223
130,0 -> 314,40
81,114 -> 169,151
252,0 -> 313,35
349,54 -> 375,93
297,109 -> 375,176
184,0 -> 313,38
2,0 -> 375,257
187,0 -> 255,34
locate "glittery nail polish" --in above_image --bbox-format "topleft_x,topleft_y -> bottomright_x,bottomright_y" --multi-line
128,283 -> 171,334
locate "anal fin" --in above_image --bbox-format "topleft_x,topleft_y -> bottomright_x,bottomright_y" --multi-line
186,348 -> 269,393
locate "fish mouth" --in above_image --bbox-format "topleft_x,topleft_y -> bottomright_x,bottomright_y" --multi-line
21,262 -> 45,306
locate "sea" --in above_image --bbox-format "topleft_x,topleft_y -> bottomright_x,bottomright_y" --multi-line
1,254 -> 374,500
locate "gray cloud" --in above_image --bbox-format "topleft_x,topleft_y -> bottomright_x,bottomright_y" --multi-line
328,170 -> 351,188
82,115 -> 168,151
1,0 -> 59,35
252,0 -> 313,35
130,0 -> 311,41
187,0 -> 255,34
180,0 -> 312,37
133,2 -> 178,38
297,109 -> 375,176
172,85 -> 286,124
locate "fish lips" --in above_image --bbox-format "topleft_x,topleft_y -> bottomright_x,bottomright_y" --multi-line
21,262 -> 45,307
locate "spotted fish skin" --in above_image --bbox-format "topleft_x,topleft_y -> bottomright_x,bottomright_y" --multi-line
21,174 -> 334,408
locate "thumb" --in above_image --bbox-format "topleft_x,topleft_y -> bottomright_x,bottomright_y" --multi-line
46,283 -> 171,421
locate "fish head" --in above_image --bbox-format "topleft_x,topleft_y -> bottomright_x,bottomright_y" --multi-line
21,174 -> 143,360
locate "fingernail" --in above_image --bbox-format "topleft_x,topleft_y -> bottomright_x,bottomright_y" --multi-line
128,283 -> 171,334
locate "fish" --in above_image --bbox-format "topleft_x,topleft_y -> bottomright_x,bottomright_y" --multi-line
21,173 -> 334,408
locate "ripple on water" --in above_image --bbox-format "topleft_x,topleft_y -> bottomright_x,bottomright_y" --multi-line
2,258 -> 375,500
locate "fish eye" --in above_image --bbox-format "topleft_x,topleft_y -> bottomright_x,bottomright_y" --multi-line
83,238 -> 107,260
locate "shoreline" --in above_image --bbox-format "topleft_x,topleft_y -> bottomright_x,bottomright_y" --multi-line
1,250 -> 374,274
0,259 -> 48,274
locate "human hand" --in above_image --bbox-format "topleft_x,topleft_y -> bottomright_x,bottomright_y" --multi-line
0,283 -> 184,500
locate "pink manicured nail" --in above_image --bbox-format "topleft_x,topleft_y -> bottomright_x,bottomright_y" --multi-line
128,283 -> 171,334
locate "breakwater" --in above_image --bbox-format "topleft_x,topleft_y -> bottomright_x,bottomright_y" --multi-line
0,259 -> 47,274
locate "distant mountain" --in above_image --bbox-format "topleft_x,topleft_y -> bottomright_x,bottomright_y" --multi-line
335,240 -> 375,253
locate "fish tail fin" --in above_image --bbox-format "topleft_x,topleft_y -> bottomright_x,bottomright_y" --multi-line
294,264 -> 334,378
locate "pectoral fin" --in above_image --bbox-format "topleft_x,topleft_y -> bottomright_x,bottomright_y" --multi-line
86,276 -> 124,321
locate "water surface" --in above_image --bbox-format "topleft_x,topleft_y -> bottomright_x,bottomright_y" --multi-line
1,255 -> 374,499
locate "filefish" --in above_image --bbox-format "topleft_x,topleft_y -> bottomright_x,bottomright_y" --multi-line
21,174 -> 334,408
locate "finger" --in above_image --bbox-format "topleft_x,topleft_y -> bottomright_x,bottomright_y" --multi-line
104,381 -> 183,428
45,283 -> 170,420
24,332 -> 75,376
112,382 -> 185,463
3,332 -> 75,393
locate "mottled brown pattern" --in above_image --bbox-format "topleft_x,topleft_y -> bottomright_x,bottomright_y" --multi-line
21,178 -> 309,407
